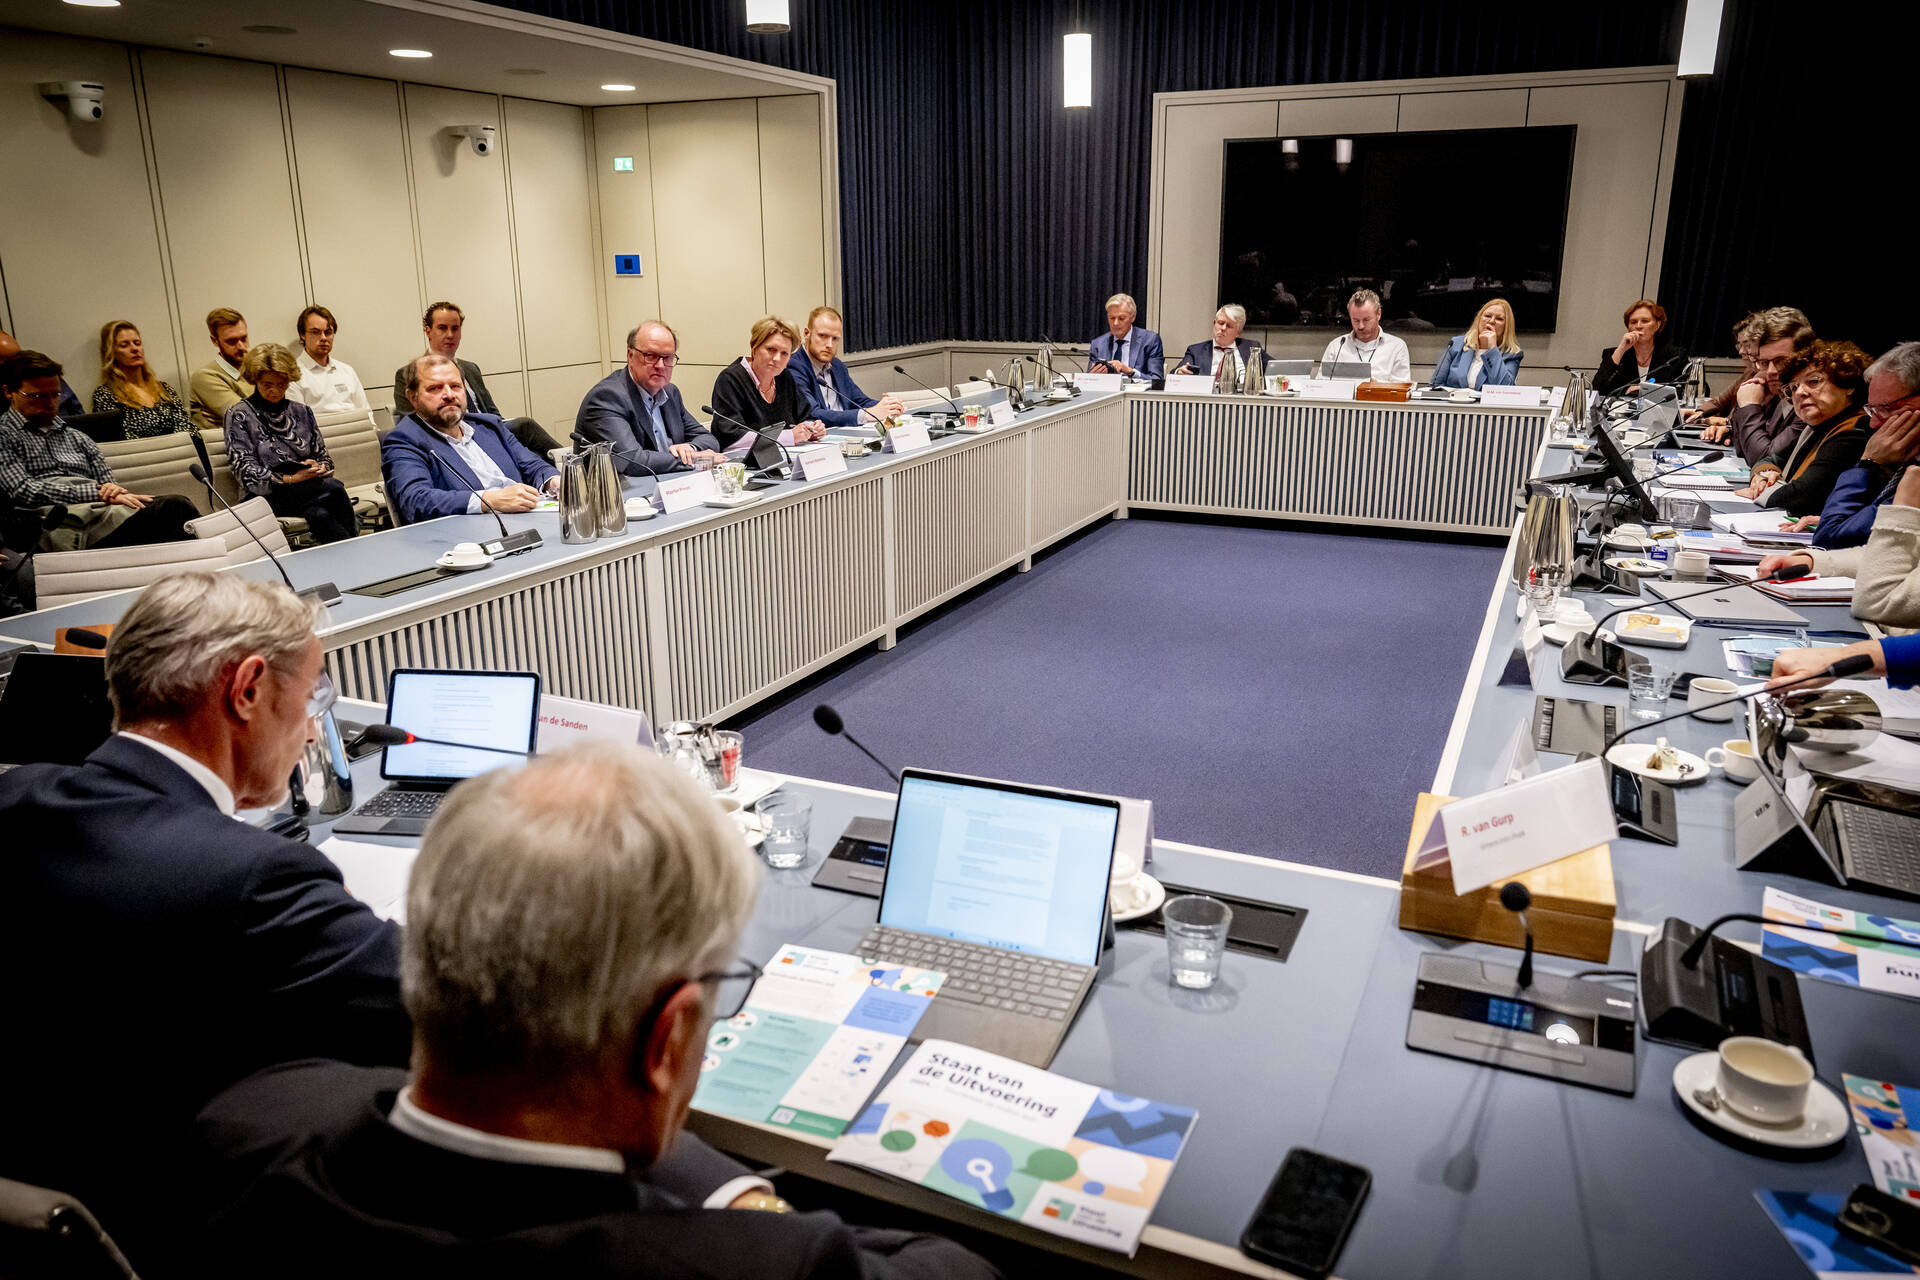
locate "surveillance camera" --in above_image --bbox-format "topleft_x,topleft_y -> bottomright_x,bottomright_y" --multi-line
39,81 -> 106,123
451,124 -> 498,157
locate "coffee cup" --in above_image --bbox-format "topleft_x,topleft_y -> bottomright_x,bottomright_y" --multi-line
1715,1035 -> 1813,1124
1704,738 -> 1758,782
1688,677 -> 1740,720
1553,599 -> 1594,626
1674,549 -> 1711,577
1109,848 -> 1151,914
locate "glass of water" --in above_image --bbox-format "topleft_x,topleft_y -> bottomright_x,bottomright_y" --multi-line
1162,894 -> 1232,989
754,792 -> 812,869
1626,661 -> 1676,723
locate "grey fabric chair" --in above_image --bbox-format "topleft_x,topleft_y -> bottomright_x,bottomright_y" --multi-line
0,1176 -> 139,1278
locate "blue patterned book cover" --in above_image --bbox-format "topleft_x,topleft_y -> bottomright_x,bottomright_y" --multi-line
1761,888 -> 1920,1000
1756,1191 -> 1920,1276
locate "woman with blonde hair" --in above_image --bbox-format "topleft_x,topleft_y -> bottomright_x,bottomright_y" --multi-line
708,314 -> 826,452
91,320 -> 191,439
1428,298 -> 1523,391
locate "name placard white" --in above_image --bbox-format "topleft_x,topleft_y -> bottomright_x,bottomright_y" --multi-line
1295,378 -> 1358,401
883,420 -> 932,453
1440,757 -> 1617,895
656,470 -> 716,514
1073,372 -> 1123,393
1163,374 -> 1215,396
1546,386 -> 1568,411
536,694 -> 652,752
1480,384 -> 1544,408
793,443 -> 848,481
988,400 -> 1018,426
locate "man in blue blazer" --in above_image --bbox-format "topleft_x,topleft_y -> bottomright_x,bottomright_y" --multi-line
383,353 -> 558,525
575,320 -> 725,476
789,306 -> 904,429
1174,304 -> 1255,379
1087,292 -> 1164,380
0,572 -> 407,1266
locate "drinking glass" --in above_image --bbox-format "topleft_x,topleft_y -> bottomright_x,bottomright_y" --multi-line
1626,662 -> 1676,723
1162,894 -> 1232,989
755,793 -> 812,869
711,730 -> 744,792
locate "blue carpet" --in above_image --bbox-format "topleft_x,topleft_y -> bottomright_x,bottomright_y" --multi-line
729,517 -> 1504,881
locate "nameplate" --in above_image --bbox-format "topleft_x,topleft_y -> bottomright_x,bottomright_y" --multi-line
883,420 -> 932,453
1073,372 -> 1123,393
794,443 -> 847,481
1480,384 -> 1544,408
1545,386 -> 1568,411
1295,378 -> 1358,400
988,400 -> 1018,426
536,694 -> 652,752
1435,758 -> 1616,894
1163,374 -> 1215,396
656,470 -> 716,514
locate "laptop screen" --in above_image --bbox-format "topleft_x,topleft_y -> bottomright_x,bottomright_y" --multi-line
879,771 -> 1121,967
380,668 -> 541,782
0,652 -> 114,765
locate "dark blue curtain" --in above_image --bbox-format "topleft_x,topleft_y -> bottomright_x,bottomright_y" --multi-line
490,1 -> 1901,358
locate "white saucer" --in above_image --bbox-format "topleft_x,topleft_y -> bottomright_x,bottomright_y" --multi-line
702,491 -> 763,509
1542,621 -> 1614,647
1111,873 -> 1166,923
1606,741 -> 1710,784
436,552 -> 492,571
1604,556 -> 1664,574
625,497 -> 657,520
1614,612 -> 1693,649
1672,1052 -> 1848,1150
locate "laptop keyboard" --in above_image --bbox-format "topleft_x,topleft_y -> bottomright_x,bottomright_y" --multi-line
1837,804 -> 1920,892
350,788 -> 446,819
858,924 -> 1083,1020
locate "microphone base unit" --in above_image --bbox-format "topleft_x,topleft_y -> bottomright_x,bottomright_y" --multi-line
297,583 -> 342,607
1561,632 -> 1634,687
479,528 -> 543,558
1638,916 -> 1813,1056
1407,951 -> 1638,1095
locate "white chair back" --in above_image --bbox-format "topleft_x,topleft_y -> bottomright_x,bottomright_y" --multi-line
314,409 -> 382,492
96,431 -> 210,514
31,539 -> 231,611
954,379 -> 991,395
184,496 -> 292,566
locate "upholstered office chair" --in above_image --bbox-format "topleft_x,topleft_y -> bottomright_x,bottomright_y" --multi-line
892,387 -> 948,411
313,408 -> 388,529
183,497 -> 292,567
0,1177 -> 140,1278
954,379 -> 992,396
30,539 -> 231,612
191,430 -> 313,546
95,432 -> 207,516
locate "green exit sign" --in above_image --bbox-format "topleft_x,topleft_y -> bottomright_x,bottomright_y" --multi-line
612,156 -> 634,172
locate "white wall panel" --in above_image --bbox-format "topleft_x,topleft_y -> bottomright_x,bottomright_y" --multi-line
756,95 -> 827,326
504,96 -> 600,371
647,99 -> 765,367
590,104 -> 661,357
527,362 -> 602,432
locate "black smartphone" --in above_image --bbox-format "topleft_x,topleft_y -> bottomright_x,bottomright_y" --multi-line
1239,1147 -> 1370,1278
1837,1184 -> 1920,1266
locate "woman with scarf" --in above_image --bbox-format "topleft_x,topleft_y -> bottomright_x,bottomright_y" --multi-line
223,343 -> 358,543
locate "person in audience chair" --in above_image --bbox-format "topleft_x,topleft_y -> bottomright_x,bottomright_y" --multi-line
0,573 -> 407,1268
1174,304 -> 1255,380
1760,458 -> 1920,632
1428,298 -> 1522,391
1734,340 -> 1872,517
92,319 -> 192,439
290,304 -> 372,415
1087,292 -> 1164,381
789,305 -> 905,429
0,328 -> 82,417
4,350 -> 197,551
224,343 -> 358,543
575,320 -> 726,477
1704,305 -> 1814,464
1686,311 -> 1762,429
708,315 -> 827,453
392,301 -> 560,458
1318,289 -> 1411,382
192,741 -> 999,1280
189,308 -> 254,433
1591,298 -> 1686,395
1808,342 -> 1920,549
382,353 -> 558,524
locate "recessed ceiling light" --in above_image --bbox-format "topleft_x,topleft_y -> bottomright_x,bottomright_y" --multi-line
504,67 -> 547,76
242,24 -> 297,34
601,83 -> 636,92
63,0 -> 122,8
389,48 -> 433,59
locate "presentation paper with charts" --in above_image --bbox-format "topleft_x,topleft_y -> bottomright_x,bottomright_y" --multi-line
1846,1074 -> 1920,1205
1761,888 -> 1920,1001
691,945 -> 943,1139
827,1040 -> 1197,1255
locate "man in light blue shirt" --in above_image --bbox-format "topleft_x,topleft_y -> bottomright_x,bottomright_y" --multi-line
380,355 -> 559,525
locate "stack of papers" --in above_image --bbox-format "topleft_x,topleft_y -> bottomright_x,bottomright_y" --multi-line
1676,530 -> 1765,562
1720,563 -> 1855,602
1762,888 -> 1920,1000
1712,510 -> 1816,543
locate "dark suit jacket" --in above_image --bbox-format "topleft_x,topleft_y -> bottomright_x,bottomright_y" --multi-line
393,356 -> 497,418
381,411 -> 559,524
574,371 -> 717,477
0,737 -> 406,1262
1592,342 -> 1688,396
1726,392 -> 1804,466
789,354 -> 878,428
1177,338 -> 1254,376
1088,327 -> 1164,380
194,1060 -> 999,1280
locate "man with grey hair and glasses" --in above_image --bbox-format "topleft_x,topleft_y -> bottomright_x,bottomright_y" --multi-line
193,741 -> 997,1279
1801,341 -> 1920,549
0,572 -> 407,1267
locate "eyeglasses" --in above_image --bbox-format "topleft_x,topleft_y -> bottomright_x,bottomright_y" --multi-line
307,669 -> 337,719
699,959 -> 764,1020
1868,392 -> 1919,422
14,390 -> 61,404
1787,373 -> 1831,395
628,348 -> 679,367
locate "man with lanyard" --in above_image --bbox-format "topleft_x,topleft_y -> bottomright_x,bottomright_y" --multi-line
1319,288 -> 1411,382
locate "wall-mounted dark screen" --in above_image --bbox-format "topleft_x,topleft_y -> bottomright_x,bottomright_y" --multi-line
1218,126 -> 1576,334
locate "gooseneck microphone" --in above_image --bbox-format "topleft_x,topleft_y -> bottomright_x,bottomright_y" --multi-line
187,462 -> 340,605
1499,882 -> 1534,989
569,430 -> 661,482
359,723 -> 531,758
1593,653 -> 1875,765
413,438 -> 545,557
811,704 -> 902,785
701,405 -> 797,477
1591,561 -> 1807,638
890,366 -> 966,421
1678,910 -> 1920,972
1563,562 -> 1811,685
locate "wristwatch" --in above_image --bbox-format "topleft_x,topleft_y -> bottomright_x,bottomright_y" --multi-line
730,1191 -> 794,1213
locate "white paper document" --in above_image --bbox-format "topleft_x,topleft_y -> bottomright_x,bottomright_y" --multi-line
319,837 -> 417,922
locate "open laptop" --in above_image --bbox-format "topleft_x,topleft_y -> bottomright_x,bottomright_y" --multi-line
1645,576 -> 1810,627
0,651 -> 114,769
1322,360 -> 1374,380
1267,359 -> 1313,377
856,769 -> 1121,1068
331,668 -> 540,836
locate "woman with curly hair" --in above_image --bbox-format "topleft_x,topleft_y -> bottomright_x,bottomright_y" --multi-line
1735,339 -> 1873,516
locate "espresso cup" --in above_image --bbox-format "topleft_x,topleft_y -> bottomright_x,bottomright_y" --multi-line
1688,677 -> 1740,721
1715,1035 -> 1813,1124
1704,739 -> 1758,782
1673,549 -> 1711,577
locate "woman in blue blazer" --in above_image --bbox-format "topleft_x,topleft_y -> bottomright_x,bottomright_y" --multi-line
1429,298 -> 1523,391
